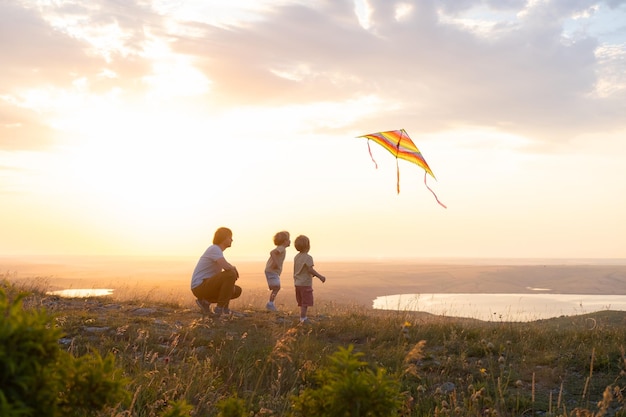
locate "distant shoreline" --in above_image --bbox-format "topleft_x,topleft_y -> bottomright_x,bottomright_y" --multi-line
2,254 -> 626,265
3,255 -> 626,309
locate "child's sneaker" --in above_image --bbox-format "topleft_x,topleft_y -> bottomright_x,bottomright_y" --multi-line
266,302 -> 277,311
195,299 -> 212,315
299,317 -> 312,325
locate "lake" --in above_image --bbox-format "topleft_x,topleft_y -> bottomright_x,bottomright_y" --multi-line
3,256 -> 626,321
373,292 -> 626,322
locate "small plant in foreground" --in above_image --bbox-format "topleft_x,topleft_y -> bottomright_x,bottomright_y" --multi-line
217,396 -> 248,417
291,344 -> 403,417
160,400 -> 194,417
0,287 -> 128,417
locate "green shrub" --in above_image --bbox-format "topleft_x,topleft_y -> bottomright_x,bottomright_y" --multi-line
161,400 -> 194,417
217,396 -> 248,417
291,345 -> 403,417
0,288 -> 128,417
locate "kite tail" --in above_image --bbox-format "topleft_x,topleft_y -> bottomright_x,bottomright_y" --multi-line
424,172 -> 447,208
396,158 -> 400,194
367,140 -> 378,169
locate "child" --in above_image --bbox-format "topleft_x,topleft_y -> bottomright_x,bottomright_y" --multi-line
264,231 -> 290,311
293,235 -> 326,324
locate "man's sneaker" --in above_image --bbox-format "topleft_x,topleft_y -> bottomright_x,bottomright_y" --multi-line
214,306 -> 247,318
195,299 -> 212,315
266,302 -> 277,311
214,306 -> 231,316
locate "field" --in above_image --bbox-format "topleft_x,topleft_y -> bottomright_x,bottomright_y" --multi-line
4,271 -> 626,416
3,258 -> 626,416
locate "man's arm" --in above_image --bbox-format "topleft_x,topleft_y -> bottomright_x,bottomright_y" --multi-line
216,257 -> 238,277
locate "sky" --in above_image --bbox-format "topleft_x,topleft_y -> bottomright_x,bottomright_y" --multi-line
1,0 -> 625,261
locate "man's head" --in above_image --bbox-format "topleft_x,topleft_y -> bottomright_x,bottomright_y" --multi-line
213,227 -> 233,247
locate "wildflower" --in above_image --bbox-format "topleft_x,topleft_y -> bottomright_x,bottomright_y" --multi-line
401,321 -> 412,340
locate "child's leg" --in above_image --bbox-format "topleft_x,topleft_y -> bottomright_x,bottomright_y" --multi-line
269,286 -> 280,302
295,286 -> 305,318
298,286 -> 313,321
266,274 -> 281,303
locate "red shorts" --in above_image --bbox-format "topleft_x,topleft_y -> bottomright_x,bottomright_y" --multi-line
295,286 -> 314,307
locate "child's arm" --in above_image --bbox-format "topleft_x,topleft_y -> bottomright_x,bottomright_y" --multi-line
269,248 -> 282,267
309,266 -> 326,283
270,248 -> 279,265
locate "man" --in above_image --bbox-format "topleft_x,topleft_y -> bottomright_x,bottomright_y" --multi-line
191,227 -> 242,316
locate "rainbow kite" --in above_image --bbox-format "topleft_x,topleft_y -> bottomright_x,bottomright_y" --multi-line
357,129 -> 446,208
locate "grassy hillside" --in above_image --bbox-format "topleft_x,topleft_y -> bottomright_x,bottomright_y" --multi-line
4,278 -> 626,416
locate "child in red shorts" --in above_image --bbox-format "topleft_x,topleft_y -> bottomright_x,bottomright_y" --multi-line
293,235 -> 326,324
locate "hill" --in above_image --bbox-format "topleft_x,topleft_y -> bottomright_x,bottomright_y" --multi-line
7,281 -> 626,416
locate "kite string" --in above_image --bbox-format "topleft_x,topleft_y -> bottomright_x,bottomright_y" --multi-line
424,172 -> 447,209
367,140 -> 378,169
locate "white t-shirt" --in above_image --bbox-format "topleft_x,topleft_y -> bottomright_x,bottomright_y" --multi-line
265,245 -> 287,275
191,244 -> 224,289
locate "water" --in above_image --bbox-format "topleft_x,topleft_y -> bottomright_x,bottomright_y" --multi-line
373,293 -> 626,322
4,256 -> 626,320
47,289 -> 114,298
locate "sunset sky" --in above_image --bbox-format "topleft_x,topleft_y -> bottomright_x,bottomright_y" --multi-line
1,0 -> 625,261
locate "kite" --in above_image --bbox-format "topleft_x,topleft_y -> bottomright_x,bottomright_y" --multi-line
357,129 -> 447,208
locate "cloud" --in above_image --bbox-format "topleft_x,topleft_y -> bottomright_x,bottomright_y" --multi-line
0,0 -> 158,151
2,0 -> 625,153
168,0 -> 625,141
0,104 -> 58,151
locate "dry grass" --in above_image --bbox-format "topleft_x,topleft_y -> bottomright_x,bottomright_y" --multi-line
4,276 -> 626,417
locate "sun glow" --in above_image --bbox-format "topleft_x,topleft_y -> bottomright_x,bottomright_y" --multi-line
3,1 -> 626,259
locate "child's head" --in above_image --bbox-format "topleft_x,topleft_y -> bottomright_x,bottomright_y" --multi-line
294,235 -> 310,253
273,231 -> 290,246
